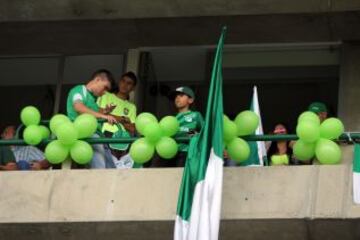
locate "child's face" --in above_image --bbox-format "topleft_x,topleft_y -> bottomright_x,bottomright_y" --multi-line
317,112 -> 327,123
175,93 -> 193,109
118,76 -> 135,95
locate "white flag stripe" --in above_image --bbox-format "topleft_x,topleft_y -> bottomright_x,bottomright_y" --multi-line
175,149 -> 223,240
353,172 -> 360,204
175,217 -> 189,240
253,86 -> 267,166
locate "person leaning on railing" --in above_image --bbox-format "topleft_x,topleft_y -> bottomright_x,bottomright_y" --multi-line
267,124 -> 293,166
2,126 -> 50,170
97,72 -> 137,169
66,69 -> 118,169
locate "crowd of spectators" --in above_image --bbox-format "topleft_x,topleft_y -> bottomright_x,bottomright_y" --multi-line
0,69 -> 330,170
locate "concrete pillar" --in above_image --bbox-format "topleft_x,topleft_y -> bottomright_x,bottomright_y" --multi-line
338,43 -> 360,131
337,43 -> 360,164
125,49 -> 143,111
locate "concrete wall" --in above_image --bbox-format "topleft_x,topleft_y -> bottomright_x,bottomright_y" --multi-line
0,164 -> 359,239
0,0 -> 359,22
1,12 -> 360,55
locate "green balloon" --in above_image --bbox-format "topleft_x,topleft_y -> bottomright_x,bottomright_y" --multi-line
159,116 -> 179,137
234,111 -> 259,136
50,114 -> 70,134
45,140 -> 69,164
320,118 -> 344,140
296,121 -> 320,143
39,125 -> 50,139
315,139 -> 342,164
70,140 -> 93,164
143,122 -> 163,144
293,140 -> 316,161
223,115 -> 230,122
227,137 -> 250,163
298,111 -> 320,125
129,138 -> 155,164
135,112 -> 158,135
74,113 -> 98,139
20,106 -> 41,127
156,137 -> 178,159
23,125 -> 43,145
56,122 -> 78,146
223,119 -> 237,143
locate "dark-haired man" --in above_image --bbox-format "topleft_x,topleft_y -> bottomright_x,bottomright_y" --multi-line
67,69 -> 118,123
97,71 -> 138,168
66,69 -> 118,169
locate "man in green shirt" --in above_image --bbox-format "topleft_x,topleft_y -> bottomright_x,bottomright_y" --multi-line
67,69 -> 117,123
66,69 -> 118,169
97,72 -> 137,136
97,72 -> 138,168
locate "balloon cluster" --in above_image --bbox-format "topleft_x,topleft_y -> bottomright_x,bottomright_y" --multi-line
45,113 -> 98,165
294,111 -> 344,164
130,113 -> 180,164
223,110 -> 259,163
20,106 -> 50,145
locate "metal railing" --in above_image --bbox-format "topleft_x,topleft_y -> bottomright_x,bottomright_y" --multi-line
1,133 -> 359,146
6,119 -> 358,148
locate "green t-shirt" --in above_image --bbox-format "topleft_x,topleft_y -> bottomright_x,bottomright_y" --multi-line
271,154 -> 289,166
97,92 -> 137,133
0,146 -> 16,166
176,111 -> 204,152
67,85 -> 99,121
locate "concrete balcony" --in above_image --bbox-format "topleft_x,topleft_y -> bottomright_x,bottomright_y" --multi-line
0,160 -> 359,240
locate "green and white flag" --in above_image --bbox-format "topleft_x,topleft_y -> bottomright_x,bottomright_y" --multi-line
353,144 -> 360,204
239,86 -> 267,166
174,28 -> 226,240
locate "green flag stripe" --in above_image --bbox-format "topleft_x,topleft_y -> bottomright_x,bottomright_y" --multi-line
176,27 -> 226,221
353,144 -> 360,172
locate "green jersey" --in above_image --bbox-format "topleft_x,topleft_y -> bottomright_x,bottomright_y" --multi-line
97,92 -> 137,151
0,146 -> 15,166
97,92 -> 137,133
176,111 -> 204,152
67,85 -> 99,121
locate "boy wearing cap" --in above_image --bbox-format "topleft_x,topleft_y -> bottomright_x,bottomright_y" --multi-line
290,102 -> 329,165
173,86 -> 204,167
308,102 -> 328,123
151,86 -> 204,167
